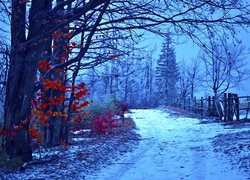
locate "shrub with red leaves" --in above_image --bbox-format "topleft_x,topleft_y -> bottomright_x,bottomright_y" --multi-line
89,101 -> 130,135
115,101 -> 129,117
91,110 -> 118,134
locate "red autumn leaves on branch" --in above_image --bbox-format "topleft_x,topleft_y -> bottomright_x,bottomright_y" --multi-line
109,54 -> 119,59
0,31 -> 90,144
39,60 -> 51,72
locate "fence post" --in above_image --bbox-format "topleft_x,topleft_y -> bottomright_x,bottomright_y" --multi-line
194,96 -> 197,113
208,96 -> 211,116
183,98 -> 186,110
234,94 -> 240,121
228,93 -> 232,121
188,97 -> 191,111
201,97 -> 203,117
212,96 -> 216,116
246,97 -> 250,119
223,93 -> 227,122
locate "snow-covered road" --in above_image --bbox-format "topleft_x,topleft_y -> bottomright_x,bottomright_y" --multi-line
87,109 -> 250,180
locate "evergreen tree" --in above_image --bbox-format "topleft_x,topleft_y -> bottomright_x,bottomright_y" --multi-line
155,32 -> 179,105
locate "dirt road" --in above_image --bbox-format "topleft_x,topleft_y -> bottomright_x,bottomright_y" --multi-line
87,109 -> 250,180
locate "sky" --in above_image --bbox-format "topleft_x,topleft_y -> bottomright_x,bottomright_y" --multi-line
175,32 -> 250,97
141,30 -> 250,97
1,4 -> 249,98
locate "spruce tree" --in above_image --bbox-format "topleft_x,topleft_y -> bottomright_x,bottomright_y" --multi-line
155,32 -> 179,105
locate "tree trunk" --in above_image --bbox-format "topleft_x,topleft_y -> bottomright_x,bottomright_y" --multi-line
3,0 -> 52,161
4,49 -> 39,161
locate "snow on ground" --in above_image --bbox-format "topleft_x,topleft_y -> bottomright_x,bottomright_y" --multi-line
0,127 -> 140,179
86,109 -> 250,180
212,123 -> 250,175
1,108 -> 249,179
71,129 -> 91,135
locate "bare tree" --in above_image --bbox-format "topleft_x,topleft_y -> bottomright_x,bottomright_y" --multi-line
200,35 -> 248,98
179,61 -> 191,99
188,58 -> 201,99
179,58 -> 201,102
0,42 -> 9,103
141,51 -> 155,107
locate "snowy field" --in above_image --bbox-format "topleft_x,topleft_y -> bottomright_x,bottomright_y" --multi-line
87,109 -> 250,180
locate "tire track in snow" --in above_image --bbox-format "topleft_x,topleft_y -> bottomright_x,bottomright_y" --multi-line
87,109 -> 249,180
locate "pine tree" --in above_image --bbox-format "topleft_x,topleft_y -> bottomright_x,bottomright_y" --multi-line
155,32 -> 179,105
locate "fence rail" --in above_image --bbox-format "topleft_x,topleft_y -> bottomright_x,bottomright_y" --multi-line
166,93 -> 250,121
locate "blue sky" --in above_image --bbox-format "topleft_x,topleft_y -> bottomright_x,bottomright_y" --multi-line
1,12 -> 249,97
141,30 -> 250,97
175,31 -> 250,96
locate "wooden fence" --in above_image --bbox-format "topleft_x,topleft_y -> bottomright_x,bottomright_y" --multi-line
166,93 -> 250,121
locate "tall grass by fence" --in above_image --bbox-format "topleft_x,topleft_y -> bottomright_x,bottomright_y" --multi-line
166,93 -> 250,121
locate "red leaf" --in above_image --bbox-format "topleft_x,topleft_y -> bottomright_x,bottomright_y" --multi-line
29,126 -> 39,139
71,42 -> 77,47
39,60 -> 51,72
109,55 -> 119,59
82,101 -> 89,107
64,31 -> 73,39
41,103 -> 48,109
49,98 -> 57,106
74,116 -> 81,123
40,115 -> 48,123
71,104 -> 77,111
55,30 -> 61,39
